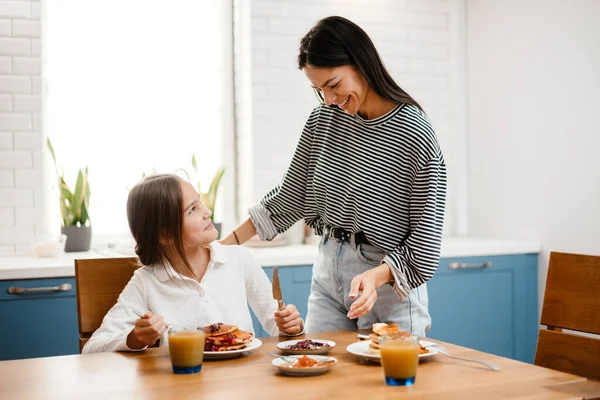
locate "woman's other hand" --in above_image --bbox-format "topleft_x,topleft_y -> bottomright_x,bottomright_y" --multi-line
347,264 -> 393,319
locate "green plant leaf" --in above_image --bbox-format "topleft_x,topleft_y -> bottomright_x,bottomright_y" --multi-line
47,137 -> 64,185
207,168 -> 225,220
47,140 -> 91,226
82,167 -> 90,224
175,168 -> 191,182
46,137 -> 56,163
191,154 -> 198,173
66,210 -> 75,226
208,168 -> 225,196
80,200 -> 89,225
72,169 -> 87,223
59,197 -> 69,226
59,177 -> 73,203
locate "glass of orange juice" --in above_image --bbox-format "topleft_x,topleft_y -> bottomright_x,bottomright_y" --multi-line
168,329 -> 205,374
379,334 -> 420,386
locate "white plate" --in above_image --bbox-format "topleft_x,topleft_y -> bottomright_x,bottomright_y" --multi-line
204,338 -> 263,360
272,355 -> 337,376
346,340 -> 439,363
276,339 -> 336,355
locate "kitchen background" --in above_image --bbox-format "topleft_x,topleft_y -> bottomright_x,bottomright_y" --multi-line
0,0 -> 599,358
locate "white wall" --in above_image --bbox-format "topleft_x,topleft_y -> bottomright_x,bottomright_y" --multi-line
235,0 -> 467,235
0,0 -> 43,254
466,0 -> 600,307
0,0 -> 466,252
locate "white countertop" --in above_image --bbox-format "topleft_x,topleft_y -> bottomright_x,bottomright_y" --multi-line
0,236 -> 540,280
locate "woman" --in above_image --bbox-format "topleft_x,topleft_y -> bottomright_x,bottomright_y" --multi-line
222,16 -> 446,336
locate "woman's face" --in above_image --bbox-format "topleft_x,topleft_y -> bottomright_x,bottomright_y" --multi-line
304,64 -> 368,115
179,179 -> 218,247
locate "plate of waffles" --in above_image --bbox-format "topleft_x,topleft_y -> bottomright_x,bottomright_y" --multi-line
346,323 -> 438,363
203,322 -> 263,360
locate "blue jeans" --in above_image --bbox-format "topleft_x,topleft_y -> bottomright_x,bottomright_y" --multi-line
305,235 -> 431,336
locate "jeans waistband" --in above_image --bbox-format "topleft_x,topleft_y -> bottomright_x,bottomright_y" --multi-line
323,226 -> 371,247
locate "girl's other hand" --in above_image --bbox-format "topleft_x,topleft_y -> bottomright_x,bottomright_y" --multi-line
274,304 -> 303,335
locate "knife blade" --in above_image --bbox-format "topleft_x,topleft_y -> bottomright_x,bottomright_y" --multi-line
272,267 -> 286,311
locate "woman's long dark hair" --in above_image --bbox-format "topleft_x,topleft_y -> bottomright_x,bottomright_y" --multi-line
298,16 -> 423,112
127,174 -> 197,279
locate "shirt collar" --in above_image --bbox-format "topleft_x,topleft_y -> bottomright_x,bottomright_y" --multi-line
153,241 -> 228,282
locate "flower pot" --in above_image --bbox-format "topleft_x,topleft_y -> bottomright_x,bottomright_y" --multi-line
61,225 -> 92,252
213,222 -> 222,239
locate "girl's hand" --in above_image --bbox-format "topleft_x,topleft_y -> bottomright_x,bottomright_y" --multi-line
126,311 -> 168,349
274,304 -> 303,335
347,264 -> 393,319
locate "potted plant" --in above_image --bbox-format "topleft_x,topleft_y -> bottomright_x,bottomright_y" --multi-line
186,154 -> 225,237
47,138 -> 92,252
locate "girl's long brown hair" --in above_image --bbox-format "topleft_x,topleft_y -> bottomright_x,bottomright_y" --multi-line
126,174 -> 197,279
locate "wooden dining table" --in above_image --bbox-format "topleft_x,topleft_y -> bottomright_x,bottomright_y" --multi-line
0,330 -> 594,400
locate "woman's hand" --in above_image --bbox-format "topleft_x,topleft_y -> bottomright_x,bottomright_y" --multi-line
274,304 -> 303,335
347,264 -> 394,319
126,311 -> 168,349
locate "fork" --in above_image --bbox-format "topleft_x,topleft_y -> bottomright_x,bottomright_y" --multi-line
131,310 -> 195,331
268,352 -> 298,363
426,344 -> 501,371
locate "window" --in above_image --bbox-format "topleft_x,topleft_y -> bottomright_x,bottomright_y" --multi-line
44,1 -> 233,240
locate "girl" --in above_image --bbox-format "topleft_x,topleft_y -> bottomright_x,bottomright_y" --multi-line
83,174 -> 303,353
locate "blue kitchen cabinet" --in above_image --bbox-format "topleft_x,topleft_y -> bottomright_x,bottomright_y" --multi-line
0,277 -> 80,360
1,253 -> 537,362
428,254 -> 538,363
251,254 -> 538,364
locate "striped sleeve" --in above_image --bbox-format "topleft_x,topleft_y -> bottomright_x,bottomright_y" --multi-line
382,156 -> 447,299
249,108 -> 319,241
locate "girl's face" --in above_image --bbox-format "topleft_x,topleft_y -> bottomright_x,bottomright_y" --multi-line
180,180 -> 218,248
304,64 -> 368,116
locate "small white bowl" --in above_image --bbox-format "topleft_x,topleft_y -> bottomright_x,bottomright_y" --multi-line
272,355 -> 337,376
32,234 -> 67,257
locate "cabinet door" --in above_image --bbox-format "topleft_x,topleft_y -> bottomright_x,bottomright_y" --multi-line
0,277 -> 80,360
250,265 -> 313,337
427,254 -> 537,363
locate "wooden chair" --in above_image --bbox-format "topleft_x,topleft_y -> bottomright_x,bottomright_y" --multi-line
75,257 -> 140,353
535,252 -> 600,380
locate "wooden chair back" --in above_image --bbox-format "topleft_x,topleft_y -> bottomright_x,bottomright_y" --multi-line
75,257 -> 140,352
535,251 -> 600,380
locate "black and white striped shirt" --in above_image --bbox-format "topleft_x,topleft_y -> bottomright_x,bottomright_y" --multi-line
249,103 -> 447,300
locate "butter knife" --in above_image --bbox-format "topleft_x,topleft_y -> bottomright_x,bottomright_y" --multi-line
272,267 -> 286,311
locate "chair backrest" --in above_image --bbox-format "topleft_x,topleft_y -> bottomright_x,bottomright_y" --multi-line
535,251 -> 600,380
75,257 -> 140,353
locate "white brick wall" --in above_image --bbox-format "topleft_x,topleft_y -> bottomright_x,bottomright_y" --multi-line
0,0 -> 42,253
0,0 -> 464,253
234,0 -> 466,234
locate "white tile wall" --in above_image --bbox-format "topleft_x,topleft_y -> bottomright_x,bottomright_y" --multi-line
0,0 -> 464,252
0,56 -> 10,73
234,0 -> 465,234
0,0 -> 41,253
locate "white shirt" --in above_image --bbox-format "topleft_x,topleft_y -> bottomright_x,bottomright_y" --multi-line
82,242 -> 282,353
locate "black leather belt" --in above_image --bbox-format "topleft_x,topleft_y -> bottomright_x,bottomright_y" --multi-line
324,226 -> 371,246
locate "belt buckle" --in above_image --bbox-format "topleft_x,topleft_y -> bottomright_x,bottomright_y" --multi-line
340,229 -> 351,243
